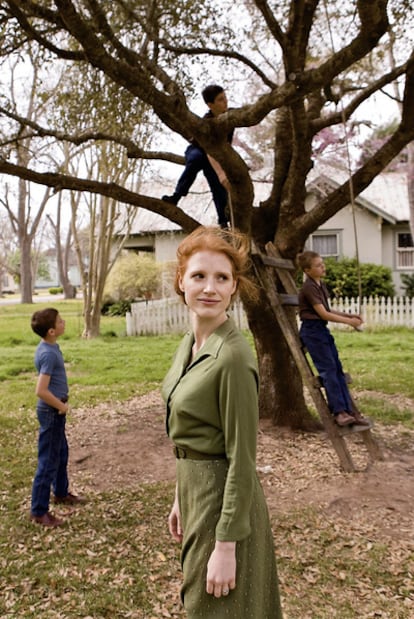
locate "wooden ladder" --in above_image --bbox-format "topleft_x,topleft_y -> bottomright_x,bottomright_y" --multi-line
251,241 -> 383,472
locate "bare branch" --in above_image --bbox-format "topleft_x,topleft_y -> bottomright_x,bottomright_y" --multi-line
0,106 -> 185,165
310,62 -> 408,133
157,41 -> 277,90
3,0 -> 86,60
0,158 -> 199,232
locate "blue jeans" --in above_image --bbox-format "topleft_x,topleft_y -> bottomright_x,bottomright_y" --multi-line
31,406 -> 69,516
175,144 -> 228,225
299,320 -> 353,415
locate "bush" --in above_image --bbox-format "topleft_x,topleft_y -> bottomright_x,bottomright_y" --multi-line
104,252 -> 161,302
400,273 -> 414,298
322,258 -> 395,298
101,300 -> 132,316
48,286 -> 63,295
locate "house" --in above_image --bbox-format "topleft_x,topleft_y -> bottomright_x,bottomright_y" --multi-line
304,163 -> 412,294
0,268 -> 16,294
123,163 -> 413,295
34,247 -> 81,289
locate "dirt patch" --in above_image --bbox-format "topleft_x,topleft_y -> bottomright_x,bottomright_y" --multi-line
67,391 -> 414,543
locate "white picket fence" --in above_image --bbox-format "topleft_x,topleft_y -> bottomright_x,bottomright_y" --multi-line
126,296 -> 414,336
126,298 -> 248,335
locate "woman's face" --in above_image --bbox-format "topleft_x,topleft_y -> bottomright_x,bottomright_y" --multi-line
179,250 -> 237,323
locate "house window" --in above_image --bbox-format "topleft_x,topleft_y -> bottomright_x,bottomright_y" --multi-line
310,233 -> 339,260
396,232 -> 414,269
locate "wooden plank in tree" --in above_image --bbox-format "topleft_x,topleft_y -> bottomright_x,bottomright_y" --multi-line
280,294 -> 299,306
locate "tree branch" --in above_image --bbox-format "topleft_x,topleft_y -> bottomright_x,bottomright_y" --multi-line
0,158 -> 199,231
156,41 -> 276,90
310,62 -> 408,133
296,125 -> 414,239
253,0 -> 288,50
0,106 -> 185,165
3,0 -> 86,60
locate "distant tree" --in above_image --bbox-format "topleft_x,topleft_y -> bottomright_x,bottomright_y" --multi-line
8,249 -> 50,285
47,186 -> 77,300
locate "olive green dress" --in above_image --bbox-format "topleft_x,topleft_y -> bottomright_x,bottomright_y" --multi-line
162,318 -> 283,618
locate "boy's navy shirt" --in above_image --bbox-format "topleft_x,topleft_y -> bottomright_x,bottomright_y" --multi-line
35,340 -> 69,403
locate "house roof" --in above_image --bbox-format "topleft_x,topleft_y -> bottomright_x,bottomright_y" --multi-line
358,171 -> 409,222
306,161 -> 409,223
306,171 -> 398,224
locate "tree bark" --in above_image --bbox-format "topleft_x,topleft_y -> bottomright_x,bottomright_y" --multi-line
17,178 -> 33,304
244,284 -> 319,428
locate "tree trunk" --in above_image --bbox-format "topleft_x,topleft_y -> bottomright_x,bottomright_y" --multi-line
20,236 -> 33,304
407,143 -> 414,241
245,292 -> 320,430
82,307 -> 101,338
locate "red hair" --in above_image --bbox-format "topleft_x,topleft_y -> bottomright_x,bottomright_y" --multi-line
174,226 -> 256,302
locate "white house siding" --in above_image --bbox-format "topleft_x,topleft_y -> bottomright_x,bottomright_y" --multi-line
154,232 -> 185,263
312,202 -> 383,264
383,224 -> 414,294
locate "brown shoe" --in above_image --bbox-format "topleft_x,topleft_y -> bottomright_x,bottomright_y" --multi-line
335,412 -> 355,427
351,411 -> 370,426
30,511 -> 64,527
53,492 -> 86,506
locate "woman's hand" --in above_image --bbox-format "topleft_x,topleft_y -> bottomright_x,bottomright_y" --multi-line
168,493 -> 183,543
206,541 -> 237,598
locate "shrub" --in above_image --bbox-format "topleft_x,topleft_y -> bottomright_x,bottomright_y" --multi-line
101,300 -> 132,316
104,252 -> 161,302
400,273 -> 414,298
323,258 -> 395,298
48,286 -> 63,295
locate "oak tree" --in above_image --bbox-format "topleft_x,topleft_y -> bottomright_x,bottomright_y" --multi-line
0,0 -> 413,426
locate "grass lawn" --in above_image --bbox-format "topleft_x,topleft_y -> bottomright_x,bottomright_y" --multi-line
1,301 -> 413,617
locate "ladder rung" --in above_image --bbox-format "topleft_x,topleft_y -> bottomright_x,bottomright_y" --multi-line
280,294 -> 299,306
261,255 -> 295,270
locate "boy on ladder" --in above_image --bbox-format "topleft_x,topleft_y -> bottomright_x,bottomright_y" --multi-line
297,251 -> 370,428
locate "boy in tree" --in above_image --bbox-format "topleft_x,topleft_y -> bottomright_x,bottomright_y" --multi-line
297,251 -> 370,427
162,84 -> 232,228
30,308 -> 84,527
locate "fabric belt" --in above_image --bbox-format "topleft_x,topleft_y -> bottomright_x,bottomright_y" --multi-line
173,445 -> 226,461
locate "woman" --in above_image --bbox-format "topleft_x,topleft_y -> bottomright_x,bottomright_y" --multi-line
161,226 -> 283,618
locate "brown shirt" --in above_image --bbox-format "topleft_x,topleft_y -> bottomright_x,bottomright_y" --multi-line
299,277 -> 330,321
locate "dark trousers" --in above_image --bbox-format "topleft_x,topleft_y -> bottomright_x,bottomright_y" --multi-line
31,406 -> 69,516
174,144 -> 228,225
300,320 -> 353,415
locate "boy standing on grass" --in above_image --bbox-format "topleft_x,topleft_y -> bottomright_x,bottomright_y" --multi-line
297,251 -> 371,428
30,308 -> 84,528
